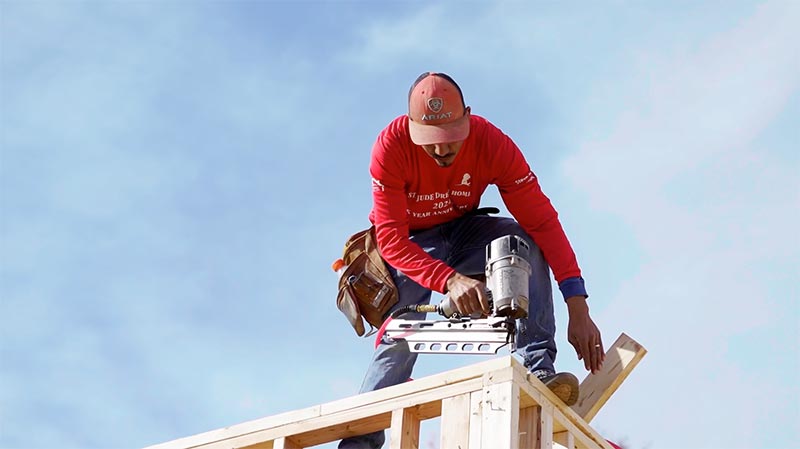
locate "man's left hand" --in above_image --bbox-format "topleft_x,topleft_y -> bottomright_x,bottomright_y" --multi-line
565,296 -> 605,373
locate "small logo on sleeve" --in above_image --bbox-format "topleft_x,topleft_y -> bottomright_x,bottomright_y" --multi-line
514,171 -> 537,185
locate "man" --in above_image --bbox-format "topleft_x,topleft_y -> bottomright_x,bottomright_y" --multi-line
339,72 -> 604,449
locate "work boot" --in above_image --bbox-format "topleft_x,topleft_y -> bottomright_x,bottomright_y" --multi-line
530,370 -> 579,406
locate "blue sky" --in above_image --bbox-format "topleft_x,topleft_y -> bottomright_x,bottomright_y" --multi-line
1,1 -> 798,449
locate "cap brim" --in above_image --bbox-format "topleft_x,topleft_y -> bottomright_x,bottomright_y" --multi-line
408,114 -> 470,146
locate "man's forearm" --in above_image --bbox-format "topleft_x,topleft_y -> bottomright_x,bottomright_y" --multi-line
565,295 -> 590,316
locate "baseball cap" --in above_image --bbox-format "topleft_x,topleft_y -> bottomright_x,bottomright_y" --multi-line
407,72 -> 470,145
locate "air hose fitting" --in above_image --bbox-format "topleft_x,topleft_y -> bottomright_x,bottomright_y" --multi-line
390,304 -> 440,319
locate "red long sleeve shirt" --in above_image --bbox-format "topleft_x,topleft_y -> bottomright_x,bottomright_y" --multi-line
368,114 -> 583,295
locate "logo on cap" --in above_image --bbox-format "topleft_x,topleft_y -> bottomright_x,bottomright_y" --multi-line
427,97 -> 443,113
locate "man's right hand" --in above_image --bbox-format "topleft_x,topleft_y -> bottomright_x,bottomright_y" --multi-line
445,273 -> 492,316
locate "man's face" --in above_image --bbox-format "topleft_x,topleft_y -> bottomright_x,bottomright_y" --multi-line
421,141 -> 464,167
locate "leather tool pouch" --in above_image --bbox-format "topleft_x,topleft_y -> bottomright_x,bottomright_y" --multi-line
335,226 -> 398,336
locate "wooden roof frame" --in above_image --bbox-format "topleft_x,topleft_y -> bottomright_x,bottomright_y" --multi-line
145,333 -> 646,449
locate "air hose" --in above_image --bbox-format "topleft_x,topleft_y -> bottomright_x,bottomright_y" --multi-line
375,304 -> 448,349
389,304 -> 440,319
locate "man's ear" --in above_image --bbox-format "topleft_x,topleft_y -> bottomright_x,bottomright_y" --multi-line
465,106 -> 472,116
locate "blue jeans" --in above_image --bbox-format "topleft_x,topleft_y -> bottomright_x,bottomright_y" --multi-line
338,215 -> 556,449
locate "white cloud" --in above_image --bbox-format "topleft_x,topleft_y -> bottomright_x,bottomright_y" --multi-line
562,2 -> 800,447
3,2 -> 799,449
568,1 -> 800,198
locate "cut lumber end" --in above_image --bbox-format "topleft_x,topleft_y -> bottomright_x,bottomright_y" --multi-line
571,332 -> 647,423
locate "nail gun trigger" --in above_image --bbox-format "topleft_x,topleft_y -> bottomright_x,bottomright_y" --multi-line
493,318 -> 517,335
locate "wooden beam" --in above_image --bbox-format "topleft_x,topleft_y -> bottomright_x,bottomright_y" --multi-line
145,342 -> 646,449
481,381 -> 520,449
321,356 -> 514,416
468,390 -> 483,449
518,403 -> 555,449
538,402 -> 554,449
142,406 -> 321,449
272,437 -> 300,449
513,364 -> 613,449
440,393 -> 470,449
565,432 -> 575,449
248,380 -> 474,448
144,357 -> 515,449
389,407 -> 420,449
549,405 -> 608,449
553,431 -> 575,449
519,406 -> 539,449
571,333 -> 647,423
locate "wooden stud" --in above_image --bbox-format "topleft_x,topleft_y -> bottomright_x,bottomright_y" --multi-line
480,381 -> 520,449
553,431 -> 575,449
468,390 -> 483,449
519,406 -> 540,449
518,403 -> 556,449
273,436 -> 301,449
440,393 -> 470,449
538,402 -> 554,449
389,407 -> 420,449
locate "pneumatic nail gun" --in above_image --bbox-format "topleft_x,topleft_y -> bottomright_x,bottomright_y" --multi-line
383,235 -> 532,355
